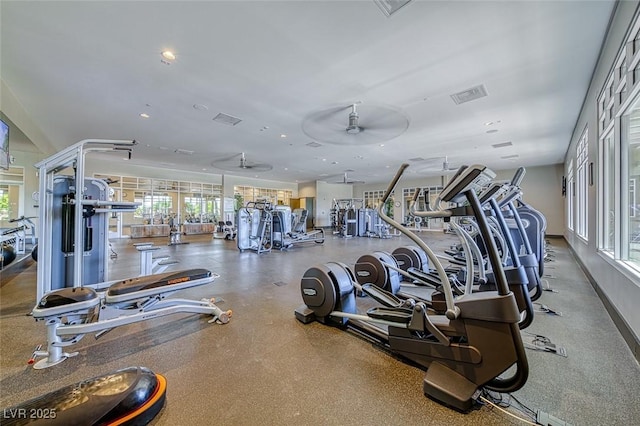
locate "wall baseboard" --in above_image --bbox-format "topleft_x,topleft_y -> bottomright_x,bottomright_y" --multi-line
565,239 -> 640,364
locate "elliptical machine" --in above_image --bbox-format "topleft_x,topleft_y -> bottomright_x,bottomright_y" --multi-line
295,164 -> 529,411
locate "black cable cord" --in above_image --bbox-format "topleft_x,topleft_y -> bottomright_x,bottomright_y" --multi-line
509,393 -> 537,420
480,389 -> 538,422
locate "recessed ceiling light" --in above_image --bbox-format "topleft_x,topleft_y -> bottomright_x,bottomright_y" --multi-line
284,168 -> 288,170
332,161 -> 339,165
161,50 -> 175,61
380,144 -> 385,147
193,104 -> 209,111
280,134 -> 287,138
486,129 -> 499,134
140,113 -> 150,119
202,168 -> 207,171
484,121 -> 494,126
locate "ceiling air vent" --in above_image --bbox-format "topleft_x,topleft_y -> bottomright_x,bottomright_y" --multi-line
409,157 -> 426,162
501,154 -> 519,160
492,142 -> 513,149
374,0 -> 413,17
451,85 -> 488,105
213,112 -> 242,126
306,141 -> 322,148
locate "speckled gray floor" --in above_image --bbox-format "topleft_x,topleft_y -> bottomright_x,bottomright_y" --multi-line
1,232 -> 639,425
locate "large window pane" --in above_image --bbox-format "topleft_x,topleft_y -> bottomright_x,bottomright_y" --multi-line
601,131 -> 615,252
627,104 -> 640,264
0,184 -> 10,221
576,129 -> 588,240
567,161 -> 574,231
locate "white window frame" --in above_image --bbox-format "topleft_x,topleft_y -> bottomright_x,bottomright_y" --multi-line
591,7 -> 640,275
598,128 -> 616,254
576,127 -> 589,240
567,160 -> 574,231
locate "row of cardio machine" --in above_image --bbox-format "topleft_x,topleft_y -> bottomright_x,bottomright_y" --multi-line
296,163 -> 543,412
237,202 -> 324,253
331,198 -> 392,239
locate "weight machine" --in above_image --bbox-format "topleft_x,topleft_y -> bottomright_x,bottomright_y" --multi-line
30,139 -> 230,369
331,198 -> 363,238
272,205 -> 324,249
237,201 -> 273,253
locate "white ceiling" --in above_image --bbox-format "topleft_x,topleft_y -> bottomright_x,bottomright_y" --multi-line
0,0 -> 615,184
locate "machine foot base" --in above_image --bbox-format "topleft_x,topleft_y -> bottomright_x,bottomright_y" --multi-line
33,351 -> 78,369
294,305 -> 316,324
423,361 -> 478,412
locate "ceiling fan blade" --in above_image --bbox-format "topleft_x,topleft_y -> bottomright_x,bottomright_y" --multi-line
302,103 -> 409,146
332,171 -> 365,184
244,162 -> 273,172
211,152 -> 273,172
212,152 -> 242,162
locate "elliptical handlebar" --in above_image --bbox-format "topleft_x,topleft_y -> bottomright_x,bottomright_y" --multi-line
377,164 -> 460,320
510,166 -> 526,187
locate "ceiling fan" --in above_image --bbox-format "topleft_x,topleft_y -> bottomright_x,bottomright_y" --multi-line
333,170 -> 365,184
410,156 -> 459,175
302,102 -> 410,146
211,152 -> 273,172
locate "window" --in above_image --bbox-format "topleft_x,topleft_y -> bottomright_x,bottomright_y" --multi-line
624,101 -> 640,265
592,7 -> 640,271
399,186 -> 444,226
599,130 -> 616,253
96,173 -> 223,227
0,184 -> 9,221
184,196 -> 204,217
576,128 -> 589,240
0,167 -> 24,225
567,160 -> 574,231
363,190 -> 387,209
134,193 -> 172,222
234,185 -> 292,208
